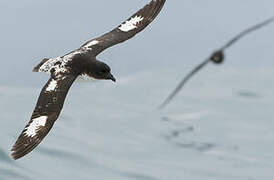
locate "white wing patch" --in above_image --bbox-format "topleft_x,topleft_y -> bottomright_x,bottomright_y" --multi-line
36,48 -> 90,75
24,116 -> 47,137
84,40 -> 99,48
46,79 -> 58,92
38,57 -> 62,74
119,15 -> 144,32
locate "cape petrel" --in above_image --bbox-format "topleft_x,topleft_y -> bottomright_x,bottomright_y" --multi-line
159,16 -> 274,109
11,0 -> 166,160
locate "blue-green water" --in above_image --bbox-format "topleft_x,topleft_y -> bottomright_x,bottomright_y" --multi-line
1,67 -> 274,180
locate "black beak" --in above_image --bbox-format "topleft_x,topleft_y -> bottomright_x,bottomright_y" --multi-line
109,74 -> 116,82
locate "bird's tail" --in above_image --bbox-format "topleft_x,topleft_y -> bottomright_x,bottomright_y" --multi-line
33,58 -> 50,72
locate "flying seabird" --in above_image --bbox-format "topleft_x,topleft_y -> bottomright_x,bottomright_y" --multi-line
11,0 -> 166,160
159,16 -> 274,109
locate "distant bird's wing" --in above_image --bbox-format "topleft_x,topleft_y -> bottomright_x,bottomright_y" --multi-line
221,16 -> 274,50
11,72 -> 77,160
159,59 -> 211,109
81,0 -> 166,56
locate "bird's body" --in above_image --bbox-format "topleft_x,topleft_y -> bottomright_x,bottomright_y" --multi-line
33,46 -> 112,81
11,0 -> 166,160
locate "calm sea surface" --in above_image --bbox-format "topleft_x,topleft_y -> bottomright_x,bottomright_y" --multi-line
0,66 -> 274,180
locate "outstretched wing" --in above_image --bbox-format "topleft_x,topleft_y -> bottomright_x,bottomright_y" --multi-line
222,16 -> 274,50
82,0 -> 166,56
159,59 -> 211,109
11,73 -> 77,160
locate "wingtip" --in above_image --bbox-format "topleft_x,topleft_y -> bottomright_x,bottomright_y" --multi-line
10,153 -> 18,160
157,102 -> 167,110
10,148 -> 19,160
10,145 -> 20,160
10,153 -> 24,160
10,145 -> 31,160
10,137 -> 34,160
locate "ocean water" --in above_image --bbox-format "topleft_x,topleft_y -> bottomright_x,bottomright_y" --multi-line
1,66 -> 274,180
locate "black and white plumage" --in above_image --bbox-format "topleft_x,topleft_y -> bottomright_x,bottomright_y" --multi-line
11,0 -> 166,160
159,16 -> 274,109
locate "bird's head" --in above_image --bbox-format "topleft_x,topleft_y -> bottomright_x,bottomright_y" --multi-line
89,61 -> 116,82
210,50 -> 224,64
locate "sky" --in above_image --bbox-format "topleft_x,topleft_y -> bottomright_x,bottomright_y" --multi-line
0,0 -> 274,86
